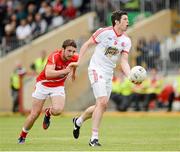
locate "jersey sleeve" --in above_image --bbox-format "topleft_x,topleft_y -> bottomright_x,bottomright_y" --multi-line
47,52 -> 56,65
91,28 -> 105,44
123,37 -> 132,53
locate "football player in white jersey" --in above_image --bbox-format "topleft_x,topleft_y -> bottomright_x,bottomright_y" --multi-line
72,10 -> 132,146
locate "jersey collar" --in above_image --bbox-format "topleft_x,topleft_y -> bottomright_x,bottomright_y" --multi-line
113,26 -> 122,37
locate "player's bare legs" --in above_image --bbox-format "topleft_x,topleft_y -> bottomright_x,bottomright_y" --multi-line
43,96 -> 65,129
18,98 -> 45,143
80,105 -> 95,121
89,96 -> 108,146
73,105 -> 95,139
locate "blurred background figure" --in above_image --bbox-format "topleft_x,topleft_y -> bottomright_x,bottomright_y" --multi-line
30,50 -> 47,75
117,76 -> 133,112
10,61 -> 26,113
131,81 -> 146,111
143,68 -> 163,111
167,68 -> 180,111
146,35 -> 161,69
136,37 -> 148,67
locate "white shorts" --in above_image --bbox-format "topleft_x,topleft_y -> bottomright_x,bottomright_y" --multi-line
32,82 -> 65,100
88,68 -> 112,99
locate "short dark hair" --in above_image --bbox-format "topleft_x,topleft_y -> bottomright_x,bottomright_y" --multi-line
62,39 -> 77,49
111,10 -> 128,26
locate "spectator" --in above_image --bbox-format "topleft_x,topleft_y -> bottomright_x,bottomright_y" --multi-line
16,18 -> 32,44
78,0 -> 90,14
2,23 -> 18,54
167,68 -> 180,111
10,61 -> 26,113
39,1 -> 48,15
0,0 -> 7,41
9,14 -> 18,30
27,14 -> 36,35
51,0 -> 64,15
117,77 -> 133,111
63,0 -> 77,21
43,5 -> 53,27
15,2 -> 26,21
136,37 -> 148,66
51,8 -> 64,29
146,35 -> 160,68
143,68 -> 163,111
33,13 -> 47,37
158,84 -> 174,112
161,32 -> 180,63
27,2 -> 37,16
94,0 -> 107,26
131,82 -> 146,111
30,50 -> 47,74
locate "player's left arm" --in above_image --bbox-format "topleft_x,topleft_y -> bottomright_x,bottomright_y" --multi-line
120,52 -> 131,77
120,37 -> 132,77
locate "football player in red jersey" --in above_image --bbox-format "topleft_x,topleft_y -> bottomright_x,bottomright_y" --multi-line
18,39 -> 78,144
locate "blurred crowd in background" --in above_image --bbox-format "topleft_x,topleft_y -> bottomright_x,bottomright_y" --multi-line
135,33 -> 180,71
1,0 -> 180,57
0,0 -> 91,55
1,0 -> 180,112
111,68 -> 180,112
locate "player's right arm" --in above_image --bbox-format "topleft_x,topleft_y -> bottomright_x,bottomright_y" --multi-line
45,64 -> 72,79
68,37 -> 95,68
70,28 -> 105,67
77,37 -> 95,64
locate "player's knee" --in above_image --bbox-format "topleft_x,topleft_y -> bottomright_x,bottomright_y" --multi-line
97,99 -> 108,110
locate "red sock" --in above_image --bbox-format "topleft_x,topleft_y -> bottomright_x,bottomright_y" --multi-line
45,108 -> 51,117
20,130 -> 28,138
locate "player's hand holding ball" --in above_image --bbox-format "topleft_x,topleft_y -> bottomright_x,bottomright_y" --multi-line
129,66 -> 147,84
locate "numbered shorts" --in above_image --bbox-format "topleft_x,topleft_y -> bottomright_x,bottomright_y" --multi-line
88,68 -> 112,99
32,82 -> 65,100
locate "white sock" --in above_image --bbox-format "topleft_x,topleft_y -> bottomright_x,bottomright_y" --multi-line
76,116 -> 83,127
22,127 -> 29,133
91,128 -> 98,141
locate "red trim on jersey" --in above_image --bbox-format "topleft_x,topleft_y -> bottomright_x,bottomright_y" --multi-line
92,36 -> 98,44
113,27 -> 122,37
92,69 -> 98,82
121,50 -> 129,54
93,26 -> 113,40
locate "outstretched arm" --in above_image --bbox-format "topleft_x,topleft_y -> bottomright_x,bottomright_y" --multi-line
78,37 -> 95,64
67,37 -> 95,69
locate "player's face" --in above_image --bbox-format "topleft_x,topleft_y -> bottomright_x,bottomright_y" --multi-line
119,15 -> 129,31
63,46 -> 77,60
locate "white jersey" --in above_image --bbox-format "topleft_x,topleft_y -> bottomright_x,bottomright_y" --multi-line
89,26 -> 131,76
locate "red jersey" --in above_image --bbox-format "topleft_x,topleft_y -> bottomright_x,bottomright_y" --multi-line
37,49 -> 78,87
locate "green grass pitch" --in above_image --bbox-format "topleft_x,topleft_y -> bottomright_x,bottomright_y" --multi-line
0,112 -> 180,151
